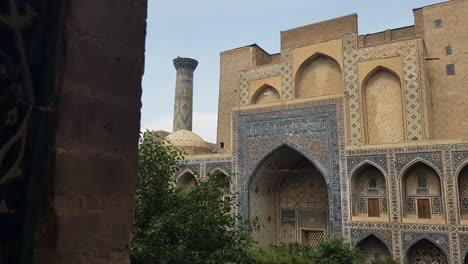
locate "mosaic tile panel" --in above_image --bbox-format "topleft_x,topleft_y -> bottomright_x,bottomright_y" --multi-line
460,234 -> 468,263
442,150 -> 457,226
343,34 -> 362,145
205,162 -> 233,176
280,48 -> 293,100
406,197 -> 416,214
350,228 -> 393,252
432,197 -> 443,214
347,155 -> 387,174
358,197 -> 367,213
395,152 -> 443,177
453,151 -> 468,174
402,232 -> 451,262
233,99 -> 344,237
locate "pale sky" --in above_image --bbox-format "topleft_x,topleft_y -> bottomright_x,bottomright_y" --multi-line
141,0 -> 443,143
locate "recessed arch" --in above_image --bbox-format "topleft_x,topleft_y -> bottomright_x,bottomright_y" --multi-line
295,52 -> 343,98
350,162 -> 389,221
401,161 -> 445,222
361,65 -> 402,89
251,84 -> 280,104
362,66 -> 404,144
176,170 -> 198,191
247,141 -> 330,188
356,234 -> 392,263
405,238 -> 448,264
248,143 -> 330,246
398,158 -> 443,181
457,163 -> 468,220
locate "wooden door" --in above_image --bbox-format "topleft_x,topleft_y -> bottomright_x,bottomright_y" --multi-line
417,199 -> 431,218
368,198 -> 380,217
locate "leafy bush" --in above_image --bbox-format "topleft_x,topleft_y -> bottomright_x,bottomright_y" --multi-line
130,132 -> 255,264
249,238 -> 360,264
369,258 -> 399,264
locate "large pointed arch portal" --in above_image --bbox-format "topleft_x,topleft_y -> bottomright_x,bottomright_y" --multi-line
249,145 -> 329,246
233,99 -> 344,246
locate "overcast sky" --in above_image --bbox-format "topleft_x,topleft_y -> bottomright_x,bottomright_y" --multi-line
141,0 -> 442,143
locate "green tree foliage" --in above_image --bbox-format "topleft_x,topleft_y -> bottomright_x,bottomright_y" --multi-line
130,133 -> 255,264
369,258 -> 399,264
249,238 -> 360,264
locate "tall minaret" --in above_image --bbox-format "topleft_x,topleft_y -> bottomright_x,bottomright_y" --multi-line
172,57 -> 198,132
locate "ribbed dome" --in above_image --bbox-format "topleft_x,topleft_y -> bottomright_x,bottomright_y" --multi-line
165,129 -> 211,151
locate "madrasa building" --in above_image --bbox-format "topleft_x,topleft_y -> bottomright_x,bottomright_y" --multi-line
157,0 -> 468,263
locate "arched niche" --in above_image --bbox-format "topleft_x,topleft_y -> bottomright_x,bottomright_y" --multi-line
406,239 -> 448,264
362,67 -> 404,144
350,163 -> 389,221
251,84 -> 280,104
295,54 -> 343,98
401,162 -> 444,223
356,235 -> 391,263
249,145 -> 329,247
177,171 -> 198,191
458,164 -> 468,221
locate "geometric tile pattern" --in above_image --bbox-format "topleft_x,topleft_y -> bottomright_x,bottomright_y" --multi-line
360,39 -> 424,140
432,197 -> 443,214
407,238 -> 448,264
350,228 -> 393,252
233,99 -> 344,237
239,64 -> 281,106
342,34 -> 362,145
402,232 -> 450,262
187,113 -> 468,264
280,48 -> 294,100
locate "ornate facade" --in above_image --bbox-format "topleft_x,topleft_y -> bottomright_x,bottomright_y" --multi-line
163,1 -> 468,263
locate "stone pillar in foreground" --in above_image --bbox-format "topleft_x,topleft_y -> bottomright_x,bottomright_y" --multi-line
172,57 -> 198,132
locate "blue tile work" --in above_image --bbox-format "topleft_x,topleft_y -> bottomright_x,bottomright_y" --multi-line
395,152 -> 444,177
180,101 -> 468,262
351,228 -> 393,252
233,99 -> 344,236
347,155 -> 388,176
206,162 -> 233,176
453,151 -> 468,174
460,234 -> 468,262
346,143 -> 468,263
402,232 -> 451,262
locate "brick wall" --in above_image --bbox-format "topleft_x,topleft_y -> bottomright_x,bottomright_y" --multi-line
34,0 -> 147,263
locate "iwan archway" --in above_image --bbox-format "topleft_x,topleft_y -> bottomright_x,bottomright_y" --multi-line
249,145 -> 329,246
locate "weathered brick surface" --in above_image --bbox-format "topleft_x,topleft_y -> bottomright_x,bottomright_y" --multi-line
281,14 -> 357,49
34,0 -> 147,263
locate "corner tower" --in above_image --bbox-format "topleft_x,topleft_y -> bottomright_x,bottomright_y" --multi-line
172,57 -> 198,132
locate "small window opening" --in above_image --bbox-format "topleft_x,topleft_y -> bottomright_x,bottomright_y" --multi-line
434,19 -> 442,28
445,46 -> 452,56
446,64 -> 455,75
417,174 -> 427,189
220,142 -> 224,149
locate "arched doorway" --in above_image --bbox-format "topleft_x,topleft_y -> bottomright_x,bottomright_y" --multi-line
401,162 -> 444,223
177,171 -> 198,191
407,239 -> 447,264
458,164 -> 468,221
350,163 -> 389,221
356,235 -> 391,263
249,146 -> 329,246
